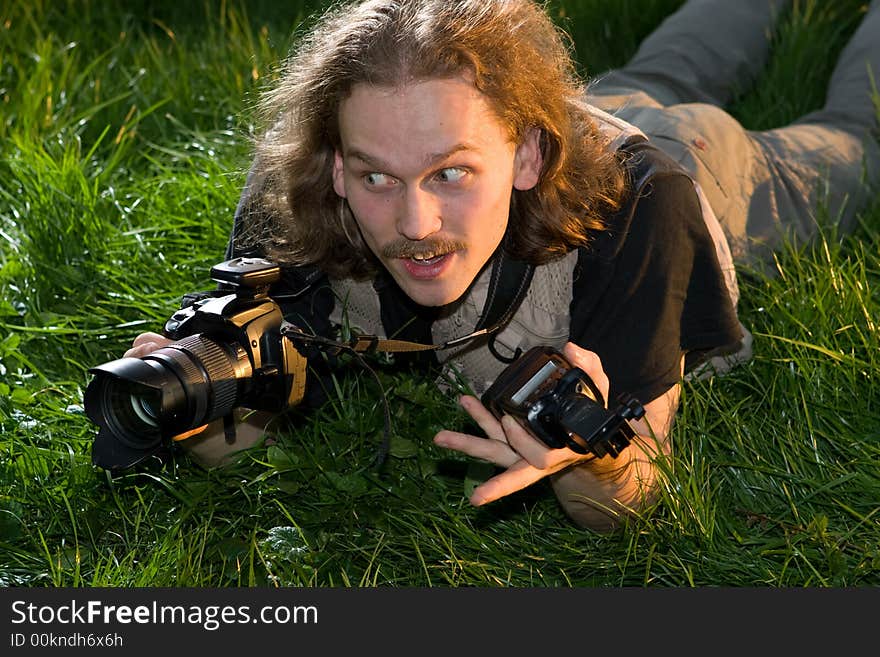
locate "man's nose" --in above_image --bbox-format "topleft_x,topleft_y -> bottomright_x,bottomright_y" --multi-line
396,189 -> 442,241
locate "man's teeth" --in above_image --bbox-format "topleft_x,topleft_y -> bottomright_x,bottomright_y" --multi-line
411,254 -> 443,262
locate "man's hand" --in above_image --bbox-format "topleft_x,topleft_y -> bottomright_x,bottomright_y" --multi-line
124,331 -> 174,358
433,342 -> 680,530
434,343 -> 609,504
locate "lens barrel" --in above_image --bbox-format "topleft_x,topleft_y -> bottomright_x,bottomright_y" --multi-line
85,332 -> 252,469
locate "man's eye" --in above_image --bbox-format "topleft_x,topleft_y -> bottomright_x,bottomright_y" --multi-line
364,172 -> 395,187
435,167 -> 467,183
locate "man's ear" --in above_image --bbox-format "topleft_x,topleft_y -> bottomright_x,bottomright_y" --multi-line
332,149 -> 347,198
513,127 -> 543,191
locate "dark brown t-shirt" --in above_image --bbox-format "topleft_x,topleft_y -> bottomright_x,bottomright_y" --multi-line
569,139 -> 742,403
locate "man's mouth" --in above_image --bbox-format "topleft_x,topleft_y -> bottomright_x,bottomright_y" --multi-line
408,253 -> 446,264
400,252 -> 454,279
381,237 -> 466,281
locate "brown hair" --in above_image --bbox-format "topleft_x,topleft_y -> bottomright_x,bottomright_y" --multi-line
238,0 -> 628,279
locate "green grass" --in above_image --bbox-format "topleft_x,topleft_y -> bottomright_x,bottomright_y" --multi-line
1,0 -> 878,587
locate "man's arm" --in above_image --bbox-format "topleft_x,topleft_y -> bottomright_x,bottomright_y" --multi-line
549,369 -> 680,531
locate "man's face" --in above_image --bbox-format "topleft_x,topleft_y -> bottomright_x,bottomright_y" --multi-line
332,77 -> 541,307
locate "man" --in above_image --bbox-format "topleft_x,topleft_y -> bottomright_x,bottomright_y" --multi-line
125,0 -> 879,531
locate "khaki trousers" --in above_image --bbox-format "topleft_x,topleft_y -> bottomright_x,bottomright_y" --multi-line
587,0 -> 880,272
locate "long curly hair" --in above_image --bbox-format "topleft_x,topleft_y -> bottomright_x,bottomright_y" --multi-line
237,0 -> 629,279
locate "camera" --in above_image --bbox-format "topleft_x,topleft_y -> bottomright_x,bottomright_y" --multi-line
481,346 -> 645,458
84,257 -> 308,472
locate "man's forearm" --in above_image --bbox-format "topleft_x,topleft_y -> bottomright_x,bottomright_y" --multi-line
550,379 -> 680,531
549,439 -> 664,531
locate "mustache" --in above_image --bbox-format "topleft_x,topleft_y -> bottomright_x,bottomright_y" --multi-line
381,237 -> 467,259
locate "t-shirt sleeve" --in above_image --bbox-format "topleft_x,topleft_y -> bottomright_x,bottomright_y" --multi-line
569,167 -> 742,404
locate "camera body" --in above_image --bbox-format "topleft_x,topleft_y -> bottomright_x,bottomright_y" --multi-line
481,346 -> 645,458
84,257 -> 307,471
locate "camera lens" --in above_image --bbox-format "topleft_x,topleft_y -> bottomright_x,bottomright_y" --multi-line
131,392 -> 160,427
144,333 -> 250,424
85,332 -> 252,469
94,374 -> 169,450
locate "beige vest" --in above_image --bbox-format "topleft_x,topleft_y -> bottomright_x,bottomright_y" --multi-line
329,250 -> 578,396
328,104 -> 742,395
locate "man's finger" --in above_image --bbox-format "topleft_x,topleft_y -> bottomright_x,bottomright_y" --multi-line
468,459 -> 553,506
562,342 -> 610,403
458,395 -> 508,443
433,429 -> 520,468
125,332 -> 173,358
499,415 -> 581,471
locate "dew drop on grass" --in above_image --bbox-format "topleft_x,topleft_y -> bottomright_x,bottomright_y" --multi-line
262,526 -> 308,562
